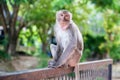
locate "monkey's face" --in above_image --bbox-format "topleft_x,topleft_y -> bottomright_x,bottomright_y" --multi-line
56,10 -> 72,30
56,10 -> 72,22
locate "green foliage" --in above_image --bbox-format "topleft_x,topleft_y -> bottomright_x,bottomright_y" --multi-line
110,46 -> 120,62
99,8 -> 120,61
18,0 -> 120,62
1,0 -> 120,64
112,0 -> 120,13
36,51 -> 50,68
19,26 -> 41,47
0,0 -> 34,4
80,49 -> 91,62
19,0 -> 57,54
51,0 -> 73,10
0,37 -> 10,60
91,0 -> 113,7
0,50 -> 11,60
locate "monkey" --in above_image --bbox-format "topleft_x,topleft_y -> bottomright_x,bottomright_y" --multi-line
48,10 -> 84,68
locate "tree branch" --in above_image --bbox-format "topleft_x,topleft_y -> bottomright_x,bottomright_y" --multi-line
9,4 -> 20,37
3,3 -> 10,23
17,19 -> 34,35
38,29 -> 44,42
16,21 -> 26,36
0,4 -> 8,33
10,4 -> 19,28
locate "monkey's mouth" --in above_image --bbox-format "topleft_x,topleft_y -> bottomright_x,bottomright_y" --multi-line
64,17 -> 70,21
63,19 -> 70,22
60,22 -> 69,29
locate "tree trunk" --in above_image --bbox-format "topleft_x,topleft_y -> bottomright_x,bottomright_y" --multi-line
1,2 -> 26,56
42,41 -> 48,54
6,35 -> 18,55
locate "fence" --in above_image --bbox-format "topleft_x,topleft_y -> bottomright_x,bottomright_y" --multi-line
0,59 -> 113,80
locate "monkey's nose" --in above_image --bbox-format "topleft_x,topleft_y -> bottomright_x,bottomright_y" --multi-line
64,16 -> 70,21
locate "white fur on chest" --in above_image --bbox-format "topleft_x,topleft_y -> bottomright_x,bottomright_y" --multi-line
55,25 -> 70,48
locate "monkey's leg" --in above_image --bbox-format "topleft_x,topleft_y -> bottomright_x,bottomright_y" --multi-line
48,44 -> 58,68
50,44 -> 57,60
54,48 -> 81,68
67,48 -> 81,67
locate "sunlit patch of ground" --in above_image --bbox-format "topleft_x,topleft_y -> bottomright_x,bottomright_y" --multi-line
0,56 -> 38,73
113,63 -> 120,80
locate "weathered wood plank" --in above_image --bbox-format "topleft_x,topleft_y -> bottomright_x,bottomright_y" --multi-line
77,59 -> 113,70
0,67 -> 74,80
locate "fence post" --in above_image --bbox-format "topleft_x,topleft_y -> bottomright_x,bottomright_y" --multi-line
108,64 -> 112,80
75,64 -> 80,80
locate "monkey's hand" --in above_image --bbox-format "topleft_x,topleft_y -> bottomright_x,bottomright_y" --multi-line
48,60 -> 56,68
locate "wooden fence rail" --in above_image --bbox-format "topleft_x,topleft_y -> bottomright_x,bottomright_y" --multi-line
0,59 -> 113,80
75,59 -> 113,80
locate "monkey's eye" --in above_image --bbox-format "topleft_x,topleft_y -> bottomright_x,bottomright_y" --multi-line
60,14 -> 63,16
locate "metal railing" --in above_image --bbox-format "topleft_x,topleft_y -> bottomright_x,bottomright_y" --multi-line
0,59 -> 113,80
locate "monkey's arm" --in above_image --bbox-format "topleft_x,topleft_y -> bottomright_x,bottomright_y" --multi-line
54,44 -> 61,61
54,40 -> 76,67
54,26 -> 63,61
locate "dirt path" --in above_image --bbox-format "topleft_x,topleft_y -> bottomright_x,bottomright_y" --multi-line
113,63 -> 120,80
0,56 -> 38,72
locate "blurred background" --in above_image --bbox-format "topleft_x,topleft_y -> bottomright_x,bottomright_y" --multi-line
0,0 -> 120,79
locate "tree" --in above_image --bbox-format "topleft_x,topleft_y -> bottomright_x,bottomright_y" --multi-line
0,0 -> 30,55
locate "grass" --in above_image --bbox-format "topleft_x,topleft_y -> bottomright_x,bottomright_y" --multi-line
36,52 -> 51,68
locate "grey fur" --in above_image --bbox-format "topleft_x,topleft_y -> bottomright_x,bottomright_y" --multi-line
48,10 -> 84,68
